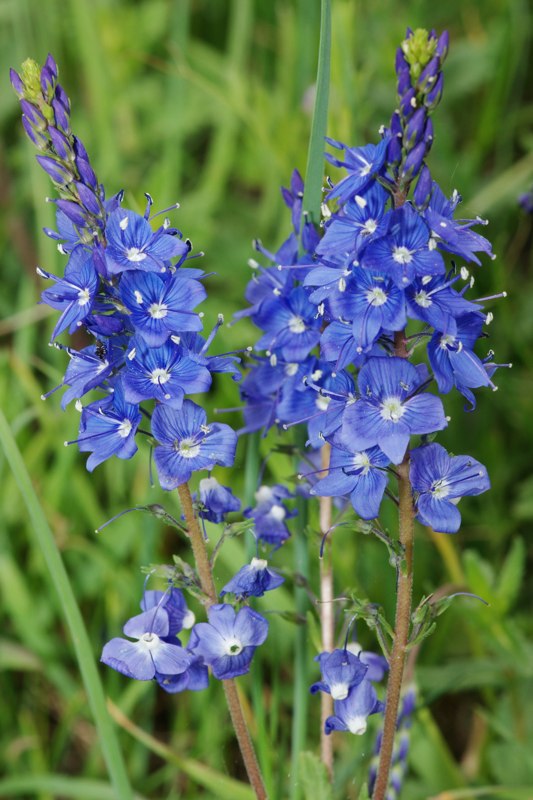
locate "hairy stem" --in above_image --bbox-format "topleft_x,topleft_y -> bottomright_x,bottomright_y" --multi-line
177,483 -> 268,800
371,330 -> 415,800
319,443 -> 334,776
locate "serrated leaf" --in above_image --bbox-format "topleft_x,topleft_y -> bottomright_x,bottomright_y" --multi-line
298,752 -> 334,800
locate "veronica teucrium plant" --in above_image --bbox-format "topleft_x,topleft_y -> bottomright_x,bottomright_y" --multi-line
12,20 -> 507,800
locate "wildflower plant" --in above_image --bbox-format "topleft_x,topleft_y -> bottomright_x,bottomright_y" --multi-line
11,9 -> 508,800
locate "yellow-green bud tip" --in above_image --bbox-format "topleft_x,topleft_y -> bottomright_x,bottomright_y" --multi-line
401,29 -> 437,80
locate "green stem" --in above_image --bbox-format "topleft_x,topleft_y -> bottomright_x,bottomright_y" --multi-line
371,330 -> 415,800
177,483 -> 268,800
0,409 -> 134,800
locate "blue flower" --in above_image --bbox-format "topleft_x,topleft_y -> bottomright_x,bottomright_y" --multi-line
341,356 -> 447,464
253,287 -> 322,363
120,270 -> 205,346
105,208 -> 189,275
74,382 -> 141,471
311,442 -> 390,520
428,312 -> 495,404
410,442 -> 490,533
140,588 -> 195,638
310,649 -> 368,700
424,183 -> 494,265
324,677 -> 383,735
123,337 -> 211,409
220,558 -> 285,598
361,204 -> 445,287
244,484 -> 296,548
196,477 -> 241,523
39,246 -> 99,340
101,604 -> 192,681
189,604 -> 268,680
151,400 -> 237,489
316,183 -> 390,260
325,137 -> 390,204
405,272 -> 478,332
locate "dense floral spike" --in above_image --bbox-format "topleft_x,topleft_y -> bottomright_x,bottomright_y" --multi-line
189,604 -> 269,679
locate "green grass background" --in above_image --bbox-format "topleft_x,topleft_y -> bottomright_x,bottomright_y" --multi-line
1,1 -> 533,798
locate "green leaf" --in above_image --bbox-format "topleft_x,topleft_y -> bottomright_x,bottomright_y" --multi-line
463,549 -> 495,603
0,776 -> 148,800
494,537 -> 525,614
298,752 -> 334,800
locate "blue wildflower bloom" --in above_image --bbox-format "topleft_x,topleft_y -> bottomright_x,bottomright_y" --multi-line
73,383 -> 141,471
179,330 -> 242,383
105,208 -> 189,275
341,357 -> 447,464
346,643 -> 389,683
101,604 -> 192,681
140,588 -> 195,638
189,604 -> 268,680
410,442 -> 490,533
196,477 -> 241,523
38,246 -> 99,340
123,337 -> 211,409
156,649 -> 209,693
151,400 -> 237,490
316,183 -> 390,261
319,321 -> 380,371
311,649 -> 368,700
405,272 -> 479,333
120,269 -> 206,346
427,312 -> 495,405
325,137 -> 390,204
424,183 -> 494,265
325,676 -> 383,735
254,287 -> 322,362
361,204 -> 445,287
59,342 -> 123,408
310,442 -> 390,519
244,484 -> 296,548
220,557 -> 284,598
325,270 -> 407,354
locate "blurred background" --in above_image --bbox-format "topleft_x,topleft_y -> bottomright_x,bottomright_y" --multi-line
1,0 -> 532,798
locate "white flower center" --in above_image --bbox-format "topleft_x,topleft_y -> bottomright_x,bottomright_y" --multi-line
289,315 -> 307,334
359,161 -> 371,176
251,557 -> 268,570
117,419 -> 132,438
440,334 -> 456,349
431,478 -> 450,499
353,452 -> 371,474
77,287 -> 91,306
178,438 -> 200,458
269,505 -> 286,522
414,290 -> 432,308
347,715 -> 368,735
331,682 -> 350,701
366,287 -> 388,307
380,397 -> 405,422
392,245 -> 413,264
126,247 -> 146,262
148,302 -> 168,319
182,609 -> 196,629
141,632 -> 160,647
225,638 -> 243,656
150,367 -> 171,385
255,485 -> 273,503
285,363 -> 299,377
96,359 -> 109,374
363,219 -> 378,235
316,395 -> 331,412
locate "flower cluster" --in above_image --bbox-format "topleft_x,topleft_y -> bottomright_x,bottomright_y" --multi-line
239,28 -> 505,536
310,646 -> 386,735
11,56 -> 238,489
